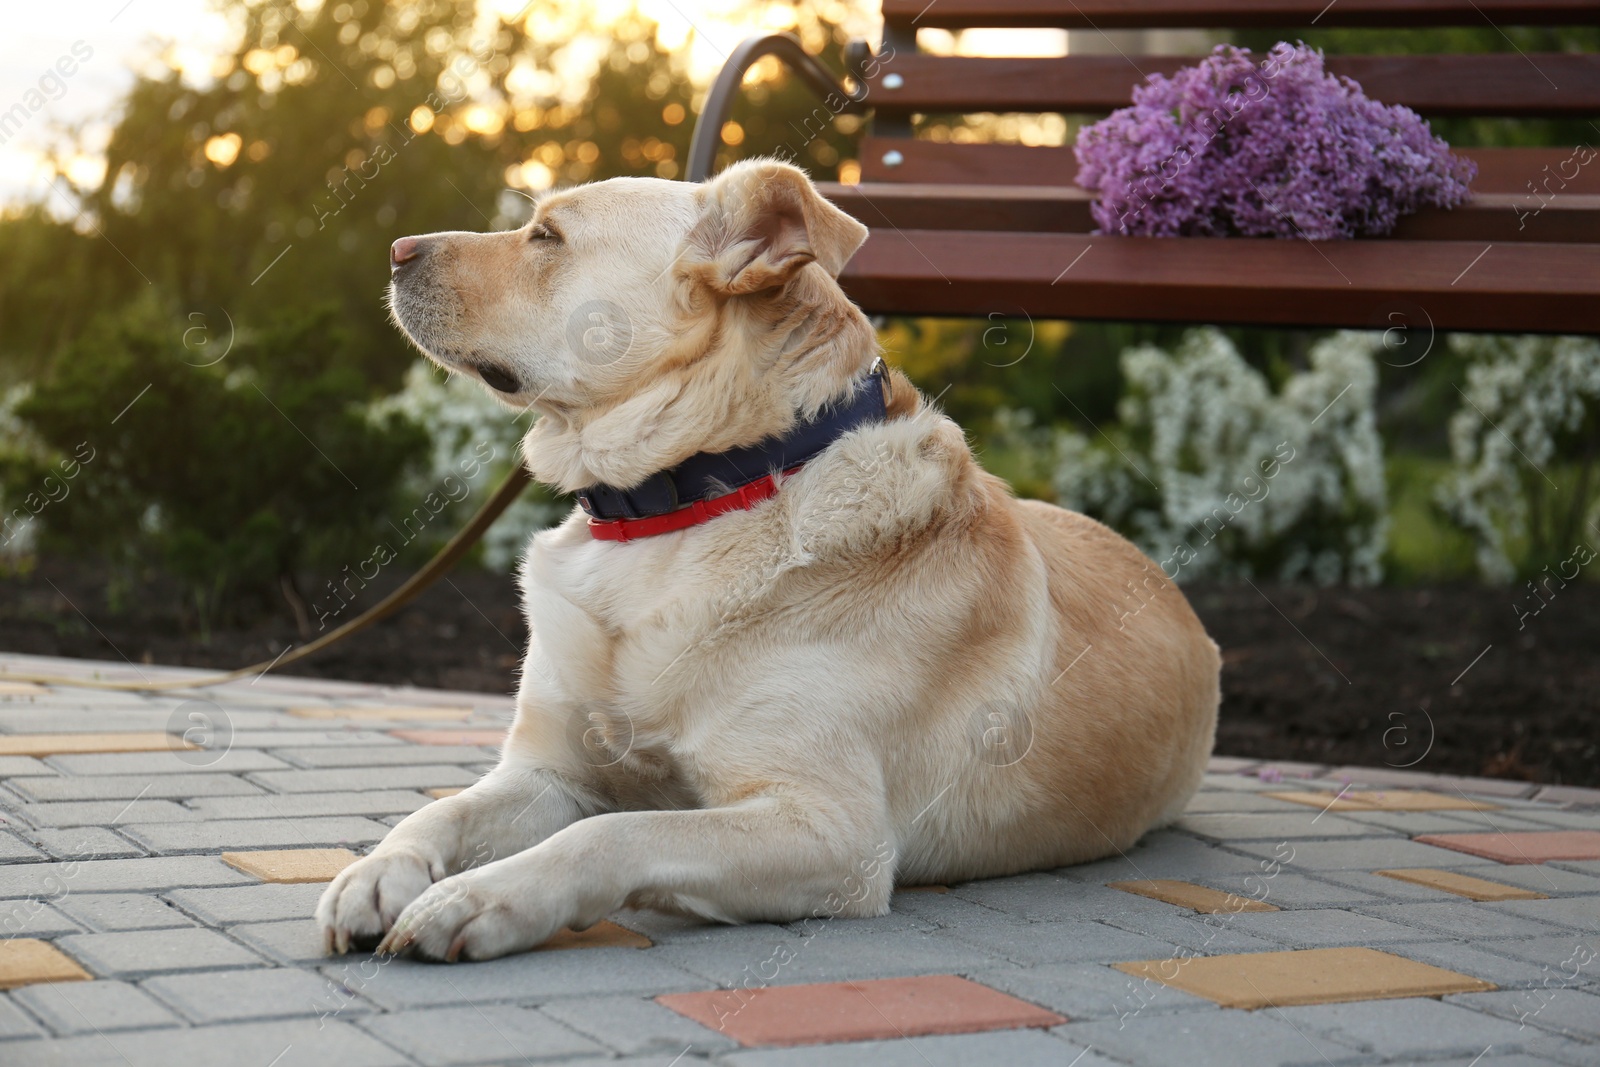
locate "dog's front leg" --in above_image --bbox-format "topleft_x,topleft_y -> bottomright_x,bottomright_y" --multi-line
379,798 -> 896,962
316,762 -> 597,953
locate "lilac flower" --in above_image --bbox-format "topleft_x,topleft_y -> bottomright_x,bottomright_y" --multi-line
1074,42 -> 1477,238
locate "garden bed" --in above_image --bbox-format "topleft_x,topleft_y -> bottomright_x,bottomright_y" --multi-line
1,562 -> 1594,787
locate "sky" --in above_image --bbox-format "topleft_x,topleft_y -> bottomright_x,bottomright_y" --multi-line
0,1 -> 1065,209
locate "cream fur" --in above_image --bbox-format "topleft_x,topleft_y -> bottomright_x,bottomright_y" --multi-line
316,159 -> 1220,961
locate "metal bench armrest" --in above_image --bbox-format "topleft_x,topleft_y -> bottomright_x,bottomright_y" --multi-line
686,33 -> 870,182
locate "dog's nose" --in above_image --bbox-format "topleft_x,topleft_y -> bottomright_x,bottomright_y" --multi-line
390,236 -> 422,268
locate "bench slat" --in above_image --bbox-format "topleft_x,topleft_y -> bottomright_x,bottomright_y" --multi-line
857,139 -> 1600,197
865,53 -> 1600,117
840,230 -> 1599,331
819,182 -> 1600,243
879,0 -> 1600,29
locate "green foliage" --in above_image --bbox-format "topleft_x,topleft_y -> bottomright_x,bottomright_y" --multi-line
1437,335 -> 1600,581
2,300 -> 427,628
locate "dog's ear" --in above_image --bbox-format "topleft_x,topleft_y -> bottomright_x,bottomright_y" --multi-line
685,159 -> 868,295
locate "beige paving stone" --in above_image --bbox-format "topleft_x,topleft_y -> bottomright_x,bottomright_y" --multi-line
1114,946 -> 1495,1009
1375,868 -> 1548,901
0,681 -> 47,695
222,848 -> 360,884
424,787 -> 465,799
1110,879 -> 1280,914
288,706 -> 474,721
0,939 -> 93,990
0,733 -> 198,757
1266,790 -> 1500,813
540,920 -> 652,951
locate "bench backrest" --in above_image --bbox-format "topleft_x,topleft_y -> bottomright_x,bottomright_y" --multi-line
858,0 -> 1600,195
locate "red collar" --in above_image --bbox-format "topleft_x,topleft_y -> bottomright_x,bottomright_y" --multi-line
586,465 -> 800,542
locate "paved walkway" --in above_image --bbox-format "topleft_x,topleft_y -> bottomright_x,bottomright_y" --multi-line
0,652 -> 1597,1067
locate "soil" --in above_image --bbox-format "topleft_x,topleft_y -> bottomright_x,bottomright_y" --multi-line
2,561 -> 1596,787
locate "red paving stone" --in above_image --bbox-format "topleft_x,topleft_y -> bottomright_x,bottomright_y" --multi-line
1414,830 -> 1600,864
656,974 -> 1065,1047
388,729 -> 507,746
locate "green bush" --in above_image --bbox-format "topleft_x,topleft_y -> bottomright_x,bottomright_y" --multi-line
2,300 -> 427,632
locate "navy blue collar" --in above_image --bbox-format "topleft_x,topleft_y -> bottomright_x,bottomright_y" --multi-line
577,360 -> 889,522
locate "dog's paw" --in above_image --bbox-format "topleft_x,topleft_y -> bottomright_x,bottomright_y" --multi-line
376,868 -> 563,962
316,849 -> 439,955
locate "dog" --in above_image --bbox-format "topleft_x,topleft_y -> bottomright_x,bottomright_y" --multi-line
316,159 -> 1220,962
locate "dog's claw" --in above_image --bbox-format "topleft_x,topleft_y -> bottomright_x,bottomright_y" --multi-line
445,933 -> 468,963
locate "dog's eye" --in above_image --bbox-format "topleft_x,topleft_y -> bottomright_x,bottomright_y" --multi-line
527,223 -> 560,242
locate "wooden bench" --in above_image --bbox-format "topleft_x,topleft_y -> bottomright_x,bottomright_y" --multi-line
688,2 -> 1600,333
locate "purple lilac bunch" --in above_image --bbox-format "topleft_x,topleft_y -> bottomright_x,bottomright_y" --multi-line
1074,42 -> 1476,238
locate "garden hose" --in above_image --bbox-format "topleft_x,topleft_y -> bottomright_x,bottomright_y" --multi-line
0,465 -> 533,692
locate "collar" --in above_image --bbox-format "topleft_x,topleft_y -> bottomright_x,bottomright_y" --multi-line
579,358 -> 889,542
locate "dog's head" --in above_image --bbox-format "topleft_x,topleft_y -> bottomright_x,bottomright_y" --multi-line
387,160 -> 876,491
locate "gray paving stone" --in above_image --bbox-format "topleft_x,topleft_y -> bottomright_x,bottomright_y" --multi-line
120,815 -> 389,854
1469,808 -> 1600,831
973,961 -> 1218,1022
11,979 -> 183,1035
0,756 -> 55,777
1059,1008 -> 1368,1067
231,730 -> 402,748
933,917 -> 1185,966
324,950 -> 707,1009
1095,908 -> 1287,955
46,750 -> 291,775
654,926 -> 1015,988
0,856 -> 252,896
56,927 -> 265,977
1226,907 -> 1439,948
21,826 -> 144,861
889,887 -> 1023,925
9,774 -> 265,802
56,892 -> 198,932
1394,940 -> 1577,989
1470,933 -> 1600,969
1057,831 -> 1267,883
1326,809 -> 1506,835
0,1018 -> 410,1067
1483,896 -> 1600,932
228,918 -> 327,964
358,1004 -> 607,1065
16,800 -> 200,828
1228,837 -> 1500,870
167,882 -> 326,925
0,829 -> 47,861
1194,871 -> 1404,908
723,1029 -> 1118,1067
0,995 -> 45,1039
0,899 -> 83,938
1277,996 -> 1535,1061
1173,812 -> 1387,841
246,765 -> 479,793
1289,869 -> 1470,904
143,966 -> 366,1023
1450,988 -> 1600,1041
1469,864 -> 1600,895
186,790 -> 432,819
1359,901 -> 1578,941
270,745 -> 496,768
540,994 -> 739,1056
0,710 -> 174,733
1180,791 -> 1308,814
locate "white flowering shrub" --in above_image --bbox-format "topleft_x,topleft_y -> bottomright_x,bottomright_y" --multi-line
1052,328 -> 1388,584
367,362 -> 566,571
1437,334 -> 1600,582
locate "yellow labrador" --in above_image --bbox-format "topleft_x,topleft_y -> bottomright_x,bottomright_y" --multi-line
316,160 -> 1219,961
